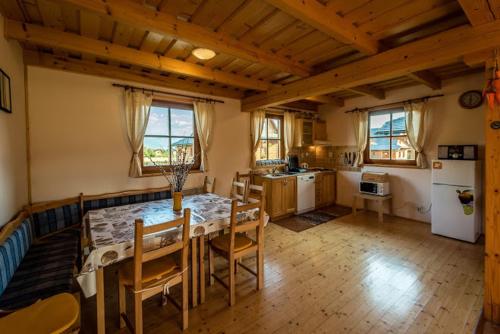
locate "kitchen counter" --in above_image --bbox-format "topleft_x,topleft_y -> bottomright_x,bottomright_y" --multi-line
259,169 -> 336,179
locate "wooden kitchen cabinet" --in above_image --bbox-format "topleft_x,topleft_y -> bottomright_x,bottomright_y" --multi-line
315,172 -> 336,208
255,175 -> 296,220
294,119 -> 314,147
314,120 -> 327,141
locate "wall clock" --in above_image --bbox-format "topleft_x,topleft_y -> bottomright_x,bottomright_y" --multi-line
459,90 -> 483,109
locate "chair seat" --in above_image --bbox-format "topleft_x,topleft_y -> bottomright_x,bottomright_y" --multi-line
210,234 -> 253,253
119,256 -> 178,286
0,293 -> 79,334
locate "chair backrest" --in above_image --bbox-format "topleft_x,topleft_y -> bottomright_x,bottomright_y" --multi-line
236,171 -> 253,184
81,186 -> 172,216
132,209 -> 191,292
0,211 -> 33,296
228,187 -> 266,251
203,176 -> 216,193
28,197 -> 81,239
230,178 -> 248,203
247,184 -> 265,204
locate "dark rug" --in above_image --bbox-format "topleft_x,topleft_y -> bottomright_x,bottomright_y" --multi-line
272,205 -> 352,233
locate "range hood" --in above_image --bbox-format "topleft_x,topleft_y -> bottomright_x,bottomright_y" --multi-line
313,140 -> 333,146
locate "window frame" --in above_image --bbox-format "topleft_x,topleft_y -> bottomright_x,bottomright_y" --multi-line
256,114 -> 285,162
141,100 -> 201,174
364,108 -> 416,166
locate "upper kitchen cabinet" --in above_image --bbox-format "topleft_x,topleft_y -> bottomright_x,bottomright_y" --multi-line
295,119 -> 327,147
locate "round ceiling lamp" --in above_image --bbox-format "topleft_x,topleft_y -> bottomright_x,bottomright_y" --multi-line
192,48 -> 216,60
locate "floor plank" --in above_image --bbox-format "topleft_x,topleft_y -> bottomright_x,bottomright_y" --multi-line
80,211 -> 484,333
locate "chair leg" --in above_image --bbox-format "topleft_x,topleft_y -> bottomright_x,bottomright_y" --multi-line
229,257 -> 236,306
134,294 -> 143,334
208,244 -> 214,286
257,248 -> 264,290
118,278 -> 126,329
182,270 -> 189,330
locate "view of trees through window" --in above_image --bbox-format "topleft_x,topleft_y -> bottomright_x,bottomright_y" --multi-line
143,102 -> 197,167
256,115 -> 282,161
368,109 -> 415,163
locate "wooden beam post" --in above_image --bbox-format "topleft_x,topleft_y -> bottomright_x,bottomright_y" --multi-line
5,20 -> 269,91
305,95 -> 344,106
408,71 -> 442,90
347,85 -> 385,100
57,0 -> 310,77
484,54 -> 500,324
458,0 -> 495,26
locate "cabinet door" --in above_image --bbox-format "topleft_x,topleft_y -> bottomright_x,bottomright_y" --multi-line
323,174 -> 336,205
302,121 -> 314,146
270,180 -> 285,217
315,173 -> 324,207
315,121 -> 327,140
283,177 -> 297,213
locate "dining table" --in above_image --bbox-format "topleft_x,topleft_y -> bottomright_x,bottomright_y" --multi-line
76,192 -> 268,334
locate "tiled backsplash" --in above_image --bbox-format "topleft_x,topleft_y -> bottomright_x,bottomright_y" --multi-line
289,145 -> 362,171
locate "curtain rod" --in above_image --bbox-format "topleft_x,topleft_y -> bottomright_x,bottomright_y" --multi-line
112,83 -> 225,104
344,94 -> 444,113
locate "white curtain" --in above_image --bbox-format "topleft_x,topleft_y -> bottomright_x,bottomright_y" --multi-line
124,89 -> 153,177
250,109 -> 266,168
283,112 -> 295,160
352,111 -> 369,167
404,101 -> 429,168
193,101 -> 215,171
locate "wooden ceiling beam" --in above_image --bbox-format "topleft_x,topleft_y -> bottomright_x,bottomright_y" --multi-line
56,0 -> 310,77
305,95 -> 344,106
407,70 -> 442,90
241,21 -> 500,111
23,50 -> 243,99
347,85 -> 385,100
458,0 -> 495,26
264,0 -> 379,55
463,48 -> 495,66
5,20 -> 269,91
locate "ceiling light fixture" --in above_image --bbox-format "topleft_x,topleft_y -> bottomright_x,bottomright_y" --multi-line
192,48 -> 216,60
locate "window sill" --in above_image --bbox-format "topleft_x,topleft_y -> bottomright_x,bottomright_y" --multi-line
138,169 -> 203,178
363,163 -> 424,170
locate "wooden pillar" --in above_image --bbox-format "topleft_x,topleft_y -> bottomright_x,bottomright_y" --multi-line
484,55 -> 500,323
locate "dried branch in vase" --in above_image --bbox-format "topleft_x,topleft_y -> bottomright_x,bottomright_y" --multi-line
146,144 -> 199,193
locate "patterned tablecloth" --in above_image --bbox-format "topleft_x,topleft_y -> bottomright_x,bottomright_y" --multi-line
77,193 -> 267,297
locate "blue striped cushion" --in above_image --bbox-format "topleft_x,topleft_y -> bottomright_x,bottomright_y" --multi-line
83,190 -> 171,214
0,219 -> 33,297
31,204 -> 81,238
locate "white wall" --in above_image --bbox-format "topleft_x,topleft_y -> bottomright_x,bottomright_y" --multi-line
27,67 -> 250,202
0,13 -> 28,226
320,73 -> 485,222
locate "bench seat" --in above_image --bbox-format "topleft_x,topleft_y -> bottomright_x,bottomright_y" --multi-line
0,229 -> 79,310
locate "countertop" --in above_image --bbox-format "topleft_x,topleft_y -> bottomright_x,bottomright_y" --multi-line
257,169 -> 336,179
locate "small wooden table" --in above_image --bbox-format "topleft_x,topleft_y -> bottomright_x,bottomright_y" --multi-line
352,193 -> 393,222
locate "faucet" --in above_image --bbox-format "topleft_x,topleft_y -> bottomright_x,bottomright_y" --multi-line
271,166 -> 278,175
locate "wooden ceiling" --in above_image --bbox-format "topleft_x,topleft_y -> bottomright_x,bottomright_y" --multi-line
0,0 -> 495,111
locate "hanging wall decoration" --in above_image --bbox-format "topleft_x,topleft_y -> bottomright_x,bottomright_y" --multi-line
0,69 -> 12,113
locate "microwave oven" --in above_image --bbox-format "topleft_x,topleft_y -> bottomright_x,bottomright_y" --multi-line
359,181 -> 391,196
437,145 -> 478,160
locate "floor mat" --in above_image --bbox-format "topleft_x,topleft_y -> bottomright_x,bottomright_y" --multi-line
272,205 -> 352,232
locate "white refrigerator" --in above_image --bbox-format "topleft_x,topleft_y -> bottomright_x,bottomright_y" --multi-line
431,160 -> 482,243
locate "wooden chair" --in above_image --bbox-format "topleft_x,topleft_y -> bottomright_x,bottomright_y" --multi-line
203,176 -> 216,193
230,178 -> 249,203
236,171 -> 253,185
118,209 -> 191,333
0,293 -> 80,333
208,189 -> 266,306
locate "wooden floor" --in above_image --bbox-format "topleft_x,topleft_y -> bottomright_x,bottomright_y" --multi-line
81,211 -> 484,334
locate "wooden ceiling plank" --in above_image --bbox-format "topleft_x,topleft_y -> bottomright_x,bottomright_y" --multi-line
347,85 -> 386,100
407,70 -> 442,89
458,0 -> 495,25
24,50 -> 243,99
57,0 -> 310,77
5,20 -> 269,91
305,95 -> 344,106
264,0 -> 379,55
0,0 -> 25,21
241,21 -> 500,111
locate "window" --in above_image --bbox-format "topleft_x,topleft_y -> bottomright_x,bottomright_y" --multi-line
142,101 -> 200,172
366,108 -> 416,165
256,115 -> 283,161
